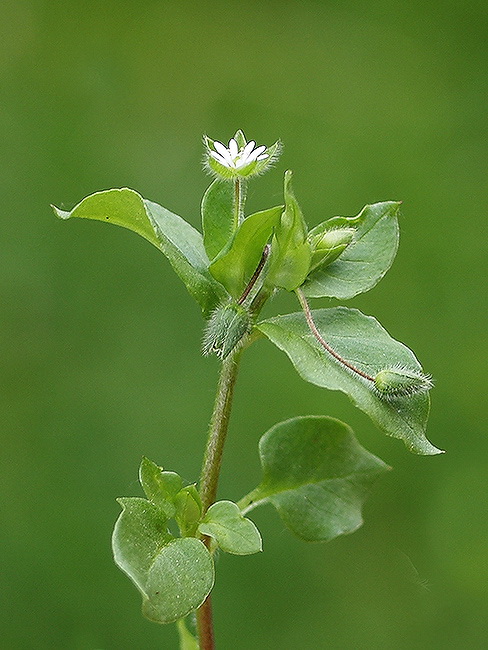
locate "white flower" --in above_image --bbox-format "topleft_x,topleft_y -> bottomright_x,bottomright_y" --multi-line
209,138 -> 269,170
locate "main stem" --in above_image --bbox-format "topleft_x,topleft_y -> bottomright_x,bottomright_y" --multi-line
196,351 -> 242,649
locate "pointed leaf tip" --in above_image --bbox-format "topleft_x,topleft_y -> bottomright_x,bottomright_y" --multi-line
53,188 -> 226,315
303,201 -> 401,299
257,307 -> 441,455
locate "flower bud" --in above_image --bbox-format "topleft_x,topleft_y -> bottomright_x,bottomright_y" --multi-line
374,366 -> 433,400
202,302 -> 252,359
309,227 -> 355,271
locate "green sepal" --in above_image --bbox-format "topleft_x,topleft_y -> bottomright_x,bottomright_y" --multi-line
233,129 -> 247,149
202,302 -> 252,359
198,500 -> 262,555
302,201 -> 401,299
112,497 -> 214,625
257,307 -> 441,455
244,416 -> 389,542
174,485 -> 202,537
204,135 -> 281,180
201,180 -> 236,260
139,457 -> 183,518
209,206 -> 283,298
267,171 -> 312,291
52,188 -> 227,316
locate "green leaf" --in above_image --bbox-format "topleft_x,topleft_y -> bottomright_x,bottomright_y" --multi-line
53,188 -> 226,316
139,457 -> 182,518
112,497 -> 214,625
257,308 -> 441,455
174,485 -> 202,537
209,206 -> 283,298
267,171 -> 312,291
302,202 -> 400,299
198,500 -> 262,555
201,180 -> 236,260
142,538 -> 214,624
177,618 -> 200,650
112,497 -> 173,593
247,416 -> 389,542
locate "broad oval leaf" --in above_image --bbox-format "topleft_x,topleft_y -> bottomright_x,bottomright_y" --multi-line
53,188 -> 227,315
112,497 -> 214,625
302,201 -> 401,299
201,180 -> 236,260
257,308 -> 441,455
246,416 -> 389,542
198,500 -> 262,555
209,205 -> 283,298
142,538 -> 214,624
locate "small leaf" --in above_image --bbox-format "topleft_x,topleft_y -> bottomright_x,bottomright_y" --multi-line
209,206 -> 283,298
267,171 -> 312,291
139,457 -> 182,518
198,500 -> 262,555
247,416 -> 389,542
201,180 -> 236,260
53,188 -> 227,315
112,497 -> 173,594
302,202 -> 400,299
257,308 -> 441,455
142,538 -> 214,624
175,485 -> 202,536
177,618 -> 200,650
112,498 -> 214,625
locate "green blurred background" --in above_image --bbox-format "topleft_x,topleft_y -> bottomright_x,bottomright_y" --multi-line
1,1 -> 487,648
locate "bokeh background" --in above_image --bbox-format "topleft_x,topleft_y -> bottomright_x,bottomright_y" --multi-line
2,1 -> 487,648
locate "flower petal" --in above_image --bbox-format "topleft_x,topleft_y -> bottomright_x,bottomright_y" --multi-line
210,151 -> 231,167
228,139 -> 239,159
242,140 -> 256,157
214,141 -> 234,164
234,158 -> 249,169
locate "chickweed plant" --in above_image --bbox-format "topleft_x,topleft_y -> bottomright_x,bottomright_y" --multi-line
53,131 -> 441,649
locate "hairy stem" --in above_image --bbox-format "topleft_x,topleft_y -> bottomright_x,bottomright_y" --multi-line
234,178 -> 246,225
196,596 -> 215,650
295,287 -> 375,382
196,351 -> 242,649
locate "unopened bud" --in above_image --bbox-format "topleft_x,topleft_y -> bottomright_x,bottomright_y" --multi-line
202,302 -> 252,359
174,485 -> 202,536
309,227 -> 355,270
374,366 -> 433,400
